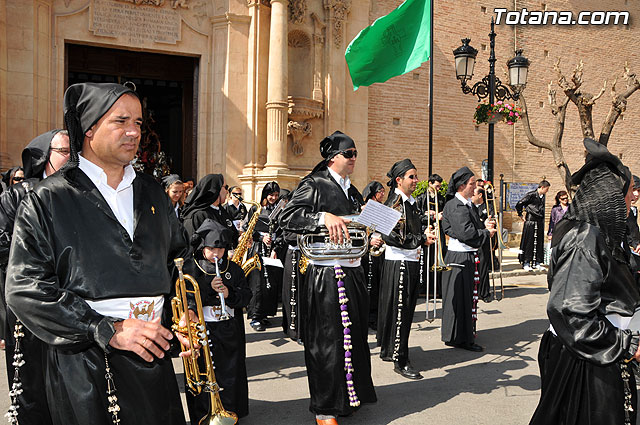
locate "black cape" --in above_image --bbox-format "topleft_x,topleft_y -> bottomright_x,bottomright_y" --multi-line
278,167 -> 376,416
5,167 -> 189,425
530,220 -> 640,424
440,196 -> 491,344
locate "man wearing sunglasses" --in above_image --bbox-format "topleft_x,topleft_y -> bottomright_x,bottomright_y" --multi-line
0,129 -> 70,425
279,131 -> 376,425
377,159 -> 436,380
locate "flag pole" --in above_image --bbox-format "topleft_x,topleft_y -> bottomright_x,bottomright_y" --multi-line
428,0 -> 434,176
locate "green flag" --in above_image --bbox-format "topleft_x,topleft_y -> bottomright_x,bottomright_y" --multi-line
345,0 -> 431,90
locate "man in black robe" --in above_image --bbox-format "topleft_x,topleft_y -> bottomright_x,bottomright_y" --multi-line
471,186 -> 492,301
376,159 -> 434,380
0,129 -> 70,425
516,180 -> 550,271
441,167 -> 496,352
529,138 -> 640,425
279,130 -> 376,425
6,82 -> 192,425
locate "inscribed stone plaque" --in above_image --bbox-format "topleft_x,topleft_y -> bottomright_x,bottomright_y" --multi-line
90,0 -> 182,45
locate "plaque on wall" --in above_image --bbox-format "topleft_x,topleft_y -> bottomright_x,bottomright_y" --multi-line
90,0 -> 182,45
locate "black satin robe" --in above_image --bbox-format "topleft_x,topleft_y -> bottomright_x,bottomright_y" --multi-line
278,168 -> 376,416
530,220 -> 640,425
183,205 -> 239,249
516,190 -> 546,265
377,191 -> 425,364
5,168 -> 189,425
245,203 -> 282,321
441,197 -> 491,344
183,255 -> 251,420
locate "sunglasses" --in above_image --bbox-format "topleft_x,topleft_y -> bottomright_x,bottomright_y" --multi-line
50,147 -> 70,155
339,149 -> 358,159
405,174 -> 418,180
559,197 -> 568,201
232,192 -> 242,196
12,176 -> 24,182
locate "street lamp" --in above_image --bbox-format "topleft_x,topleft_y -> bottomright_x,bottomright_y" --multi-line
453,18 -> 530,183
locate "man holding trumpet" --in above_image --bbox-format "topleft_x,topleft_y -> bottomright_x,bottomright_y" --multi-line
6,82 -> 196,425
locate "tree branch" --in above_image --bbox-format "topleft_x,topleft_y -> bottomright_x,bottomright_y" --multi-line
599,62 -> 640,146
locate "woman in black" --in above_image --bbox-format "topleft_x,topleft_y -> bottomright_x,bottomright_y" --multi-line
516,180 -> 550,270
529,138 -> 640,425
181,174 -> 238,247
245,181 -> 282,331
184,219 -> 252,421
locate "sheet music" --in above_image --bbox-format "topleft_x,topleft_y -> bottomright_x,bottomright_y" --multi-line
262,257 -> 284,268
353,200 -> 401,236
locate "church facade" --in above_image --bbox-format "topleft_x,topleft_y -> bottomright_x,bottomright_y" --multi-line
1,0 -> 639,229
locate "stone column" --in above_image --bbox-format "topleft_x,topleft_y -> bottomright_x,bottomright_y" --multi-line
265,0 -> 289,170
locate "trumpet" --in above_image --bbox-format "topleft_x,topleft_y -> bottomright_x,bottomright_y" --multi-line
425,187 -> 449,322
171,258 -> 238,425
484,182 -> 506,301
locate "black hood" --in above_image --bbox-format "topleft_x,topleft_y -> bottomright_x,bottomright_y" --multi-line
22,129 -> 63,179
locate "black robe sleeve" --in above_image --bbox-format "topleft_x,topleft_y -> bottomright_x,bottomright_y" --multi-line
547,222 -> 638,365
515,191 -> 534,218
278,178 -> 322,234
442,200 -> 490,249
6,191 -> 113,350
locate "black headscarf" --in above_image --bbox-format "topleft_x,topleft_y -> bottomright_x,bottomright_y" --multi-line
21,129 -> 64,179
161,174 -> 182,189
1,166 -> 22,189
260,181 -> 281,205
310,131 -> 357,174
362,181 -> 384,201
562,138 -> 631,261
181,174 -> 224,220
63,82 -> 139,168
192,218 -> 234,251
386,159 -> 416,188
445,166 -> 475,201
633,175 -> 640,190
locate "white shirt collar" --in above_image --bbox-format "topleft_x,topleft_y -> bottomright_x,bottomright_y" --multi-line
210,204 -> 220,210
455,192 -> 472,206
394,187 -> 415,205
327,167 -> 351,192
78,155 -> 136,190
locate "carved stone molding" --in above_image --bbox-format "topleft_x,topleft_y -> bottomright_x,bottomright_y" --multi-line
288,0 -> 306,24
247,0 -> 271,6
288,96 -> 324,120
323,0 -> 351,48
116,0 -> 190,7
287,121 -> 312,156
288,30 -> 310,48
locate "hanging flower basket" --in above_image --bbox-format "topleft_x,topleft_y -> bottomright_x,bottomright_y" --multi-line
474,101 -> 522,125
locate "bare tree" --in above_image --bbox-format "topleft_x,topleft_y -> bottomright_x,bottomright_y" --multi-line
518,60 -> 640,194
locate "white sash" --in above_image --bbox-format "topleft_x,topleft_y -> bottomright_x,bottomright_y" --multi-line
308,258 -> 361,268
86,295 -> 164,321
384,246 -> 421,262
202,305 -> 235,322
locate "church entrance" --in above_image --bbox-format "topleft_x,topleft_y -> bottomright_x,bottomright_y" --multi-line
65,43 -> 198,180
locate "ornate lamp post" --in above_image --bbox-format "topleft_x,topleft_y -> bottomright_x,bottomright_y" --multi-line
453,18 -> 530,183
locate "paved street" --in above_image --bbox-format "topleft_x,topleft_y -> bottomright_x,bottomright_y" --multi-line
0,272 -> 551,424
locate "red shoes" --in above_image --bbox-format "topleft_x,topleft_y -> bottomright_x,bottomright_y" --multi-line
316,419 -> 338,425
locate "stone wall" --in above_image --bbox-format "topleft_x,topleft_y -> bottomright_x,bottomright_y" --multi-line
367,0 -> 640,230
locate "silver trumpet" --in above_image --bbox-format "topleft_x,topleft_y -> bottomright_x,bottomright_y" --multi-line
214,256 -> 231,321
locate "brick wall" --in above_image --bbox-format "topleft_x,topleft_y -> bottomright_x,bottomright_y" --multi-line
366,0 -> 640,231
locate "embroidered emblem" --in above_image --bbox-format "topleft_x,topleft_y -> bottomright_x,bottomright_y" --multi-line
225,272 -> 232,280
129,300 -> 156,321
151,206 -> 155,215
